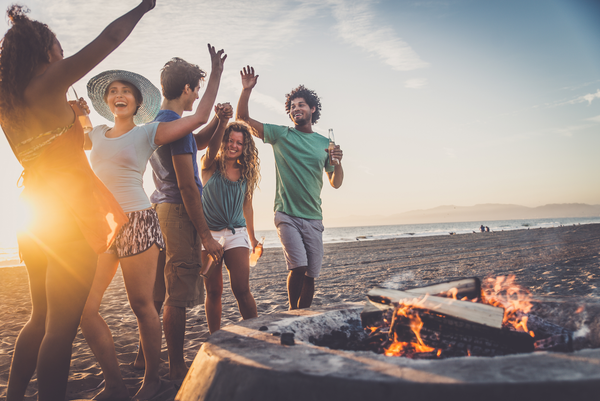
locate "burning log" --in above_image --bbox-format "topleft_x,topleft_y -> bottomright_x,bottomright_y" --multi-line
354,276 -> 576,359
364,281 -> 538,357
521,313 -> 574,352
361,278 -> 482,328
360,298 -> 394,328
390,308 -> 535,357
367,287 -> 504,328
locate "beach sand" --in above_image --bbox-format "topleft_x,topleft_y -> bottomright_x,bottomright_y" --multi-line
1,223 -> 599,400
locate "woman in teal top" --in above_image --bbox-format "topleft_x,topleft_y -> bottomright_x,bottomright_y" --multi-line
201,107 -> 260,333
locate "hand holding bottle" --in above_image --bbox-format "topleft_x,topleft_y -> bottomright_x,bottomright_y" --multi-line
249,237 -> 265,267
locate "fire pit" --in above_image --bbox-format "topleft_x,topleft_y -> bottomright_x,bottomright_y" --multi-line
176,301 -> 600,401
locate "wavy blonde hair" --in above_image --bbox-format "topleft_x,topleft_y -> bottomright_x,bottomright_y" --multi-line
216,121 -> 260,197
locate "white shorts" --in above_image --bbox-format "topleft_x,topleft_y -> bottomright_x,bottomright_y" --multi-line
202,227 -> 251,252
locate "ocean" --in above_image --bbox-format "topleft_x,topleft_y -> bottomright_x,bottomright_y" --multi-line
2,216 -> 599,268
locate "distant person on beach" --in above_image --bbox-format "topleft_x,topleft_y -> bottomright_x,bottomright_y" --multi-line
133,57 -> 225,382
236,66 -> 344,309
486,226 -> 490,232
79,47 -> 225,400
200,118 -> 261,333
0,2 -> 154,400
480,225 -> 485,233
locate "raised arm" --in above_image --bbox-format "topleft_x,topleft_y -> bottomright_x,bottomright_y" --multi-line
236,66 -> 264,140
35,0 -> 156,96
194,115 -> 219,150
201,103 -> 232,171
154,44 -> 226,146
194,102 -> 232,150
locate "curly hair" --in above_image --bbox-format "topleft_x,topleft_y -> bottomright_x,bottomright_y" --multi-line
160,57 -> 206,100
284,84 -> 322,125
215,121 -> 260,197
0,5 -> 56,129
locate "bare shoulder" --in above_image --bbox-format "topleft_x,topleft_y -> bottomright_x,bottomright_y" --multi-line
23,71 -> 74,135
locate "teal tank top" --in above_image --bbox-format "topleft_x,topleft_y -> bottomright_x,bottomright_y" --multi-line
202,168 -> 247,233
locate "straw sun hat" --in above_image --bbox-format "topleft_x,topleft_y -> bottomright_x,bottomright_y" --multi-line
87,70 -> 161,125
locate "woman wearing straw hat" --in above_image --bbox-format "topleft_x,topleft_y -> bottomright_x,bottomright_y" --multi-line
79,45 -> 225,401
0,2 -> 155,401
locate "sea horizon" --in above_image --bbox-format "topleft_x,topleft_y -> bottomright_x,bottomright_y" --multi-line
2,216 -> 599,269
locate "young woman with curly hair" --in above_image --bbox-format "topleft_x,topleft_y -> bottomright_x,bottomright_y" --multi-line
200,105 -> 260,333
0,2 -> 156,400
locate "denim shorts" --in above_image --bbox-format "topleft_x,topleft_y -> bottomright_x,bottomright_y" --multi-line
106,208 -> 165,258
274,211 -> 324,278
152,203 -> 203,308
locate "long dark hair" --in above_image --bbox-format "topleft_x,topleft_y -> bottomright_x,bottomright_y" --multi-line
0,5 -> 56,129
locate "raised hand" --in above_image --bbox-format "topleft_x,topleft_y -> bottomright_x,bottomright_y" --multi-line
141,0 -> 156,12
215,102 -> 233,120
78,97 -> 90,115
240,66 -> 259,90
208,44 -> 227,75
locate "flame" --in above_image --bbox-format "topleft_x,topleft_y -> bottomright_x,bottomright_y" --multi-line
367,275 -> 538,359
382,299 -> 436,357
481,275 -> 534,336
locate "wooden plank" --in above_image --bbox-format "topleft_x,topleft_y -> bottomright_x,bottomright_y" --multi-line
404,277 -> 480,299
367,287 -> 504,329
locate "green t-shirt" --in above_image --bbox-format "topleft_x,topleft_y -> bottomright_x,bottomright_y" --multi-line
264,124 -> 334,220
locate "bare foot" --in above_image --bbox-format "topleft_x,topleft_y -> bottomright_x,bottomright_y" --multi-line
130,355 -> 145,371
168,365 -> 189,382
132,377 -> 161,401
93,384 -> 130,401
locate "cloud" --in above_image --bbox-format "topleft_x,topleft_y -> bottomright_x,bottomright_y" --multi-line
558,89 -> 600,107
559,80 -> 600,91
587,115 -> 600,123
326,0 -> 429,72
540,88 -> 600,109
580,89 -> 600,105
552,124 -> 590,137
405,78 -> 428,89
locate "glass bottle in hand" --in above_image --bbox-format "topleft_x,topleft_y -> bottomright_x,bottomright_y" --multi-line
200,236 -> 226,278
249,237 -> 265,267
68,87 -> 93,134
328,128 -> 338,165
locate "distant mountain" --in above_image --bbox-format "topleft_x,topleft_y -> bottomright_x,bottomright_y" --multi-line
326,203 -> 600,227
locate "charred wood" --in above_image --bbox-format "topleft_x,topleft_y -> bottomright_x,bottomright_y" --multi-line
391,309 -> 535,356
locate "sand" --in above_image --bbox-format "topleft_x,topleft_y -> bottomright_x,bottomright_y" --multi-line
1,223 -> 599,400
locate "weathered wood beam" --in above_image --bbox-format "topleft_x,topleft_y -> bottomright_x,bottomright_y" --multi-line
367,287 -> 504,329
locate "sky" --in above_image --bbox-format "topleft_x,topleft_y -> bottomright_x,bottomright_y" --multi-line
0,0 -> 599,247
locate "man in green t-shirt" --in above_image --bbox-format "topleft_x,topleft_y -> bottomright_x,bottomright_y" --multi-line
236,66 -> 344,309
